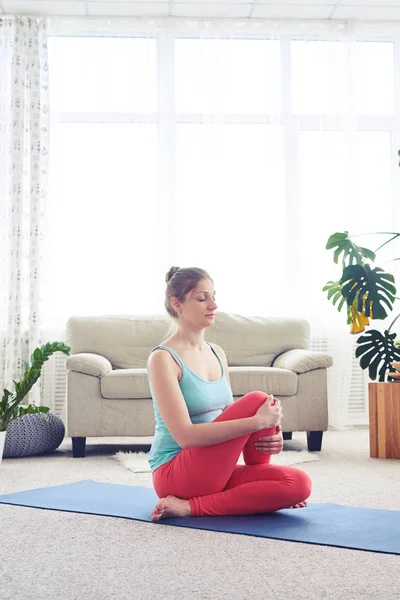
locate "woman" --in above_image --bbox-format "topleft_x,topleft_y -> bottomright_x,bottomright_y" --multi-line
147,267 -> 311,521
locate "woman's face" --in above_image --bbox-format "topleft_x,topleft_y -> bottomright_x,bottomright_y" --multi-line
174,278 -> 218,325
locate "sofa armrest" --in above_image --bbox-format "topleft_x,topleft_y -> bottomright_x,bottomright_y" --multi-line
272,349 -> 333,374
66,353 -> 112,377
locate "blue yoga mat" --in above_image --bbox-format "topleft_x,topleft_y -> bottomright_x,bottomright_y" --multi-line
1,479 -> 399,555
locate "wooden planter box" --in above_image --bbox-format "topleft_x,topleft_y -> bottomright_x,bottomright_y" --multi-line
369,382 -> 400,459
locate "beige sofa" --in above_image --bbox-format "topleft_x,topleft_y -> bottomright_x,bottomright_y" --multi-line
65,312 -> 333,458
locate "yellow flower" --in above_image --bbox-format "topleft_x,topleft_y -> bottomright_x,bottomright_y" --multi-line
349,294 -> 370,334
349,310 -> 370,334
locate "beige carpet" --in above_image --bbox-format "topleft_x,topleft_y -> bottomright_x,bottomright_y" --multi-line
1,429 -> 400,600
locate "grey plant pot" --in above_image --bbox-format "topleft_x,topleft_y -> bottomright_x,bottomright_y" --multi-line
2,412 -> 65,459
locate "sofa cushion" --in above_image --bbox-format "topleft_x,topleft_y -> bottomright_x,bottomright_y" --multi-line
101,369 -> 150,399
67,312 -> 310,370
67,315 -> 171,370
100,367 -> 297,399
228,367 -> 297,396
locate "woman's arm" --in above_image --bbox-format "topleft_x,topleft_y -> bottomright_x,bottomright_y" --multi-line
148,350 -> 262,449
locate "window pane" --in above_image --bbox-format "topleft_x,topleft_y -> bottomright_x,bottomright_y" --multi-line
354,43 -> 395,115
298,131 -> 393,313
175,124 -> 285,315
292,40 -> 395,116
42,123 -> 159,327
48,37 -> 157,113
175,39 -> 281,114
291,41 -> 347,114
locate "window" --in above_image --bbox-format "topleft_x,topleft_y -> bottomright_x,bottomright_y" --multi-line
291,40 -> 395,115
43,37 -> 160,328
44,35 -> 399,329
49,36 -> 157,113
175,38 -> 281,113
175,123 -> 285,315
298,130 -> 393,310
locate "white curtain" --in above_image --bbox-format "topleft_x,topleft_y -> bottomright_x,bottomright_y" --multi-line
0,17 -> 49,405
39,18 -> 400,427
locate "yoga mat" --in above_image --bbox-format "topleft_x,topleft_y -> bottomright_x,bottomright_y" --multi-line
1,480 -> 399,555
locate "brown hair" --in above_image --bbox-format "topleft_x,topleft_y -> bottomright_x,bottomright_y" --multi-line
164,266 -> 213,335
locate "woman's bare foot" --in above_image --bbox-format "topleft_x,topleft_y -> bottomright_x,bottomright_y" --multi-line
151,495 -> 192,521
289,501 -> 307,509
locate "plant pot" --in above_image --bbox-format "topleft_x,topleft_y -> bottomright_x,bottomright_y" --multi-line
369,382 -> 400,459
0,430 -> 6,465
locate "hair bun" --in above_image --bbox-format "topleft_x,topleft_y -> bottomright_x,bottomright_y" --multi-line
165,266 -> 180,283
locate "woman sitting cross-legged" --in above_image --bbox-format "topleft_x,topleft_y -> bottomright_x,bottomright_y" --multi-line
147,266 -> 312,521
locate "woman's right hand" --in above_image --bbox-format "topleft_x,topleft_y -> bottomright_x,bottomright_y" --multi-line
254,394 -> 283,430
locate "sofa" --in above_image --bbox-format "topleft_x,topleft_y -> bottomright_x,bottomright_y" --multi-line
65,311 -> 333,458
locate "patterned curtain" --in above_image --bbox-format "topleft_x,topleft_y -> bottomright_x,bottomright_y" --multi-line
0,17 -> 49,405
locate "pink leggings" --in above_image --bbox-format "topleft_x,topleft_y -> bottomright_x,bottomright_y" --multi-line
152,391 -> 312,516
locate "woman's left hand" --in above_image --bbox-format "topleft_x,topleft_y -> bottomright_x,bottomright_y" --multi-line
254,425 -> 283,455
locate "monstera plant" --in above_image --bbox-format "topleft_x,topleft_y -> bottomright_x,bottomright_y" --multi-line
323,231 -> 400,382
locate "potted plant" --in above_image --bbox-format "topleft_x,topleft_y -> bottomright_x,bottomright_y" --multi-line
323,231 -> 400,458
0,342 -> 70,463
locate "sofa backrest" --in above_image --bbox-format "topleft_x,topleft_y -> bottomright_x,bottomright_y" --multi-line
66,312 -> 310,369
206,312 -> 309,367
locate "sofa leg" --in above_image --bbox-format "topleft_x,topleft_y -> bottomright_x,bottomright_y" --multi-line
283,432 -> 292,440
72,437 -> 86,458
307,431 -> 323,451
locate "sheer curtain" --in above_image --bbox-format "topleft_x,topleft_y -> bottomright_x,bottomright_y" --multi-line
42,17 -> 400,429
0,16 -> 49,405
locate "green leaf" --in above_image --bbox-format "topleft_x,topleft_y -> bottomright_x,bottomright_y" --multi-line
33,348 -> 42,361
16,405 -> 50,421
1,389 -> 13,411
326,232 -> 376,266
337,295 -> 346,312
323,280 -> 346,312
340,264 -> 396,319
355,329 -> 400,381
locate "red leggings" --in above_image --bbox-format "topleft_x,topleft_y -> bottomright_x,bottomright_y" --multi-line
152,391 -> 312,516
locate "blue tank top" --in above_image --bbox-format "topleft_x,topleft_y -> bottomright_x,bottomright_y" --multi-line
147,341 -> 233,472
